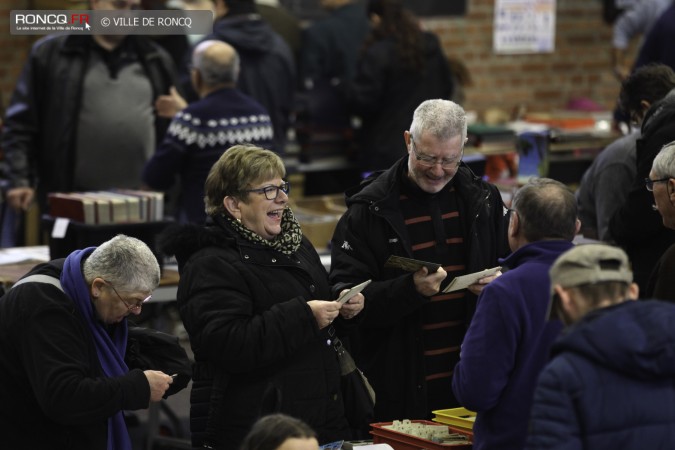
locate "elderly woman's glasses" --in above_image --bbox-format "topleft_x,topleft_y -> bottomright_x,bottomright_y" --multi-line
410,137 -> 462,169
103,280 -> 151,312
645,177 -> 671,192
245,181 -> 290,200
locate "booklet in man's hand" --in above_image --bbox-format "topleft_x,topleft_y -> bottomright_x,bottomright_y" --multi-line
384,255 -> 441,273
442,266 -> 502,293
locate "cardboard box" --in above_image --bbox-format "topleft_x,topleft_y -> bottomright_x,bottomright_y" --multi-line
290,195 -> 346,251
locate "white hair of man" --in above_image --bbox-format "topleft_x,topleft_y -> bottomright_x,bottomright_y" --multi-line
192,40 -> 241,87
651,140 -> 675,178
409,99 -> 467,143
83,234 -> 160,293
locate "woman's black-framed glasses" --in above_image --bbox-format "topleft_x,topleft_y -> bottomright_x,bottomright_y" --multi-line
410,136 -> 463,169
103,280 -> 150,312
244,181 -> 290,200
645,177 -> 671,192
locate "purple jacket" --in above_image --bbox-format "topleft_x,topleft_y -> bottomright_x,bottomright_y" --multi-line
452,239 -> 573,450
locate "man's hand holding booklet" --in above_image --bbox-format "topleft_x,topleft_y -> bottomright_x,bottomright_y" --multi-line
442,266 -> 502,293
384,255 -> 441,273
384,255 -> 500,292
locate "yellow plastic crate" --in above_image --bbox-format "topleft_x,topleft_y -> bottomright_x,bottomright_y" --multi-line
432,408 -> 477,430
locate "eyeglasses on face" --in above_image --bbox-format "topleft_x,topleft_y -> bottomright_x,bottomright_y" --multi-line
244,181 -> 290,200
103,280 -> 151,312
645,177 -> 671,192
410,136 -> 463,169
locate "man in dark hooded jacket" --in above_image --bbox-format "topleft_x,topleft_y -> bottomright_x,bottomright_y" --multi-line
608,88 -> 675,292
526,244 -> 675,449
329,99 -> 509,422
206,0 -> 296,153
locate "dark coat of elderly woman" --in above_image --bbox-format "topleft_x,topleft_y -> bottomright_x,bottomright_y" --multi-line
0,235 -> 174,450
160,145 -> 364,449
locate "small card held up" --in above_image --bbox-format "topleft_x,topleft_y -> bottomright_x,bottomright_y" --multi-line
442,266 -> 502,293
384,255 -> 441,273
336,279 -> 371,304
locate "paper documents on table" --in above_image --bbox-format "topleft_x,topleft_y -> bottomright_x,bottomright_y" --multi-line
442,266 -> 502,293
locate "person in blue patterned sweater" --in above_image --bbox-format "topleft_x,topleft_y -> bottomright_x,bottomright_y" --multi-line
143,40 -> 274,224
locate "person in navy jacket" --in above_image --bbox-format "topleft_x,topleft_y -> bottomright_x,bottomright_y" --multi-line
452,178 -> 580,450
526,244 -> 675,449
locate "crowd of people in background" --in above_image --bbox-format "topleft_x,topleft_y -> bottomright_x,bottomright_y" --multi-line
1,0 -> 675,449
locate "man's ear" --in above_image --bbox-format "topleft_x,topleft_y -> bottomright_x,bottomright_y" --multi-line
190,68 -> 202,94
404,130 -> 412,150
214,0 -> 228,18
555,284 -> 578,322
223,196 -> 241,220
90,277 -> 105,298
574,218 -> 581,235
508,210 -> 519,238
627,282 -> 640,300
668,178 -> 675,204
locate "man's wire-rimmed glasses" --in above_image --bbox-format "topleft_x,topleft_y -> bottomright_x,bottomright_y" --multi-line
103,280 -> 151,312
244,181 -> 290,200
645,177 -> 671,192
410,136 -> 463,169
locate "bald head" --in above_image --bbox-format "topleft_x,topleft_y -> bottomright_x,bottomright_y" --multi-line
191,40 -> 240,94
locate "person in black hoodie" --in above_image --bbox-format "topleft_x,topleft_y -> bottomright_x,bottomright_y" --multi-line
608,87 -> 675,292
343,0 -> 454,172
205,0 -> 296,153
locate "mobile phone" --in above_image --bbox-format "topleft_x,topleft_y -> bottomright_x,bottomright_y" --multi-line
336,279 -> 371,305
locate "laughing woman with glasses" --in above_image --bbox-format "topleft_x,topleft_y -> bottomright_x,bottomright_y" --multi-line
159,145 -> 365,449
0,235 -> 176,450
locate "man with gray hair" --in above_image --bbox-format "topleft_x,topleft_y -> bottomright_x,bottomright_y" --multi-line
645,140 -> 675,300
453,178 -> 579,450
526,244 -> 675,449
0,235 -> 177,449
143,40 -> 274,224
330,98 -> 509,422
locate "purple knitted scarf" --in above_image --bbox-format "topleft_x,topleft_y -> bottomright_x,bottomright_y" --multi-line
60,247 -> 131,450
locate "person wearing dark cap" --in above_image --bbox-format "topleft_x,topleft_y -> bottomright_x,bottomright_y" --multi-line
526,244 -> 675,449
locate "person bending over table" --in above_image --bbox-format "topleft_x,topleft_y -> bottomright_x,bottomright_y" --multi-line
0,234 -> 174,450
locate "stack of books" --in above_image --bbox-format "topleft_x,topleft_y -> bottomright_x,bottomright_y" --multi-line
47,189 -> 164,224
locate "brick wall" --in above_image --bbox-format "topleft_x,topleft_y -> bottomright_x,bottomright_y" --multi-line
0,0 -> 640,118
423,0 -> 639,118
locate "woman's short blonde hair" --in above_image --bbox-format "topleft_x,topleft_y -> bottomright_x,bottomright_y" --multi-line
204,145 -> 286,216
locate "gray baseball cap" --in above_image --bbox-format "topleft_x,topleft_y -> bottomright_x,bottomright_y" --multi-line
547,244 -> 633,320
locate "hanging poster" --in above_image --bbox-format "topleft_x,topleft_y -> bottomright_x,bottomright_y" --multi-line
493,0 -> 556,54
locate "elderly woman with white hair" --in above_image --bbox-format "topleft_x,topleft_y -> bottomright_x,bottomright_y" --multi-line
0,234 -> 175,450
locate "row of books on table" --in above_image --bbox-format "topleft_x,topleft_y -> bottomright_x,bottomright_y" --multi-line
48,189 -> 164,225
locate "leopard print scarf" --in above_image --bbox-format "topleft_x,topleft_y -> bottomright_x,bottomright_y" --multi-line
225,207 -> 303,255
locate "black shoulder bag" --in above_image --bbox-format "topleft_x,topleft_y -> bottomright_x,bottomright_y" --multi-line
328,326 -> 376,439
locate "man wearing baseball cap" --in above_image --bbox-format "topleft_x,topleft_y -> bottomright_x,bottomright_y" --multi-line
526,244 -> 675,449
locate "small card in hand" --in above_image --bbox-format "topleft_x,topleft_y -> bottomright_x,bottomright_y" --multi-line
442,266 -> 502,293
384,255 -> 441,273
